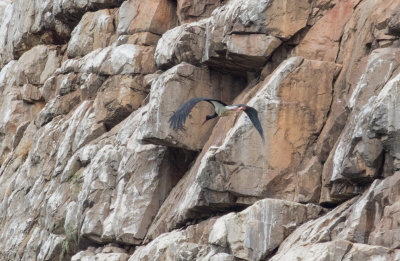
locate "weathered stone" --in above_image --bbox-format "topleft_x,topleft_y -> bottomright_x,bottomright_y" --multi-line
12,121 -> 30,149
22,84 -> 44,103
315,0 -> 400,169
225,34 -> 281,62
80,73 -> 106,100
129,218 -> 216,261
320,48 -> 400,205
57,73 -> 79,96
67,9 -> 117,58
115,33 -> 160,46
208,0 -> 312,39
117,0 -> 177,36
177,0 -> 221,24
270,240 -> 353,261
72,251 -> 129,261
138,62 -> 245,151
16,45 -> 61,86
295,156 -> 323,203
53,0 -> 123,26
35,91 -> 81,127
0,61 -> 44,164
155,21 -> 207,69
293,0 -> 361,62
202,0 -> 310,71
60,44 -> 156,76
146,57 -> 337,240
208,199 -> 323,261
274,172 -> 400,259
0,0 -> 10,20
343,243 -> 398,261
94,75 -> 147,130
0,0 -> 63,65
156,0 -> 308,72
3,0 -> 400,260
388,5 -> 400,36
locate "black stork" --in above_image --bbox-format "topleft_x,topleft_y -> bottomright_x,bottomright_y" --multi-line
169,97 -> 264,142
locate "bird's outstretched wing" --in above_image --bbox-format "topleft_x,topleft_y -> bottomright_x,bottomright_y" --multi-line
243,106 -> 265,142
169,97 -> 226,130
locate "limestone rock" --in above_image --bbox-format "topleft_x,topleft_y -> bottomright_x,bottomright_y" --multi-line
3,0 -> 400,260
155,21 -> 207,69
271,240 -> 353,261
320,48 -> 400,205
208,199 -> 323,261
0,60 -> 44,164
0,0 -> 68,66
15,45 -> 61,86
117,0 -> 177,36
0,0 -> 10,20
129,218 -> 216,261
146,57 -> 338,240
156,0 -> 311,72
61,44 -> 156,76
72,245 -> 129,261
115,33 -> 160,46
53,0 -> 123,26
273,172 -> 400,259
314,0 -> 400,167
138,62 -> 245,151
0,0 -> 124,66
293,0 -> 361,62
67,9 -> 117,58
22,84 -> 44,103
207,0 -> 312,39
201,0 -> 311,70
94,75 -> 147,130
388,5 -> 400,35
177,0 -> 221,24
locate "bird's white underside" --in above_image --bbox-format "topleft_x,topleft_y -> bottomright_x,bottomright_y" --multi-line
210,101 -> 243,117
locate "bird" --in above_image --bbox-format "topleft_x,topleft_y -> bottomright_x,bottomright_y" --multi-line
169,97 -> 264,142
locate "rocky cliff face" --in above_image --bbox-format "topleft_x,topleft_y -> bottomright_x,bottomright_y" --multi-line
1,0 -> 400,260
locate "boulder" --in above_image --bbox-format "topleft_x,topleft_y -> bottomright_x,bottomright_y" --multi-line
177,0 -> 221,24
129,218 -> 216,261
155,20 -> 208,69
156,0 -> 311,72
15,45 -> 61,86
117,0 -> 177,36
94,75 -> 147,130
208,199 -> 323,261
67,9 -> 117,58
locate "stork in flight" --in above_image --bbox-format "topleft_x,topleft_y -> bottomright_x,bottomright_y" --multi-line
169,97 -> 264,141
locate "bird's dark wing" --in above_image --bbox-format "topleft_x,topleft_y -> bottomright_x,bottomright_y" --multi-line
169,98 -> 226,130
242,106 -> 265,142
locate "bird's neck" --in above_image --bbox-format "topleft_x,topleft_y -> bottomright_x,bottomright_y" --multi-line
210,101 -> 228,116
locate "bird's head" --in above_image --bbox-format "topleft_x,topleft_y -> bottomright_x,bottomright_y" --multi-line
202,114 -> 217,126
227,105 -> 247,111
237,105 -> 247,111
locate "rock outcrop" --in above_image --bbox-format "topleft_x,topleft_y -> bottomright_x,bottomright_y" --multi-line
1,0 -> 400,260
